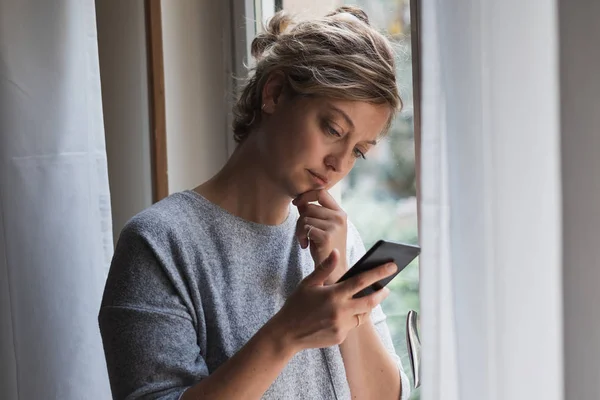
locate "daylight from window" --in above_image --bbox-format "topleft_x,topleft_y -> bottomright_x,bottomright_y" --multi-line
280,1 -> 420,397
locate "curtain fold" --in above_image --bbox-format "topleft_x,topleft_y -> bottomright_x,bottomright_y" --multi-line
0,0 -> 113,398
418,1 -> 459,399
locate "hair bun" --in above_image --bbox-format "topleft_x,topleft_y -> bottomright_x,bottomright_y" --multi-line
325,6 -> 370,25
250,11 -> 292,59
232,5 -> 400,145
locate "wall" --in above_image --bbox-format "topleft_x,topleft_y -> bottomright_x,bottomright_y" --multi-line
97,0 -> 233,238
96,0 -> 153,241
560,1 -> 600,399
161,0 -> 230,194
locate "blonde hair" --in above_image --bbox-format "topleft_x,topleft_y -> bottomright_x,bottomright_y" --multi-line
232,6 -> 402,144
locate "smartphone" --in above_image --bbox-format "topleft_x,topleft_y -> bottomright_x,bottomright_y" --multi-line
336,240 -> 421,298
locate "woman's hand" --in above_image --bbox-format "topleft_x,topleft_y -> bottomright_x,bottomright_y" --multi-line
271,249 -> 397,352
293,190 -> 348,284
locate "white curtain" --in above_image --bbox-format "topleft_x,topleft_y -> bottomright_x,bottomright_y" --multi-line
419,1 -> 563,399
418,1 -> 458,398
0,1 -> 113,398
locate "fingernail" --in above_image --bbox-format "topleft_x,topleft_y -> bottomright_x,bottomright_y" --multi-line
387,263 -> 398,273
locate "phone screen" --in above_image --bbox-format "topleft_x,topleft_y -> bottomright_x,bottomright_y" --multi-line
337,240 -> 420,298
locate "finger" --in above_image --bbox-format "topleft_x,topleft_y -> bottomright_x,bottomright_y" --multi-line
294,190 -> 339,210
303,249 -> 340,286
296,225 -> 330,251
294,190 -> 341,211
302,217 -> 332,231
298,204 -> 346,237
352,287 -> 391,315
298,203 -> 334,220
341,262 -> 398,297
295,218 -> 331,249
295,219 -> 329,249
295,219 -> 308,249
303,225 -> 329,246
293,190 -> 319,207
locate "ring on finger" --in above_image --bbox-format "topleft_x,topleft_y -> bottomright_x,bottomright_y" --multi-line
306,225 -> 314,241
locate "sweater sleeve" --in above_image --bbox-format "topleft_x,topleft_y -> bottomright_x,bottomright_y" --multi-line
98,219 -> 208,400
346,220 -> 412,400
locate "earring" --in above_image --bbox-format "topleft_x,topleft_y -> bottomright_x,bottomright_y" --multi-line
261,103 -> 266,111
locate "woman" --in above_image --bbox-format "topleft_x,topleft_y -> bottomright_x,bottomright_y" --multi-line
99,6 -> 411,400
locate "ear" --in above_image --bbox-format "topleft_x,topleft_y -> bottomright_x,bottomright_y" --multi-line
261,71 -> 286,113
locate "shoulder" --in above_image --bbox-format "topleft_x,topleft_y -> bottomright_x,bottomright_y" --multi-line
103,193 -> 201,308
117,191 -> 205,247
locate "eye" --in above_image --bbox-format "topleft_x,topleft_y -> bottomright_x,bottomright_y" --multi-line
353,148 -> 366,159
326,124 -> 341,137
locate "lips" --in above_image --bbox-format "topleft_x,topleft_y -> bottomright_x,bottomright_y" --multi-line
308,170 -> 329,186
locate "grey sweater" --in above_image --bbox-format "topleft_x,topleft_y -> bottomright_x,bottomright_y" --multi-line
98,191 -> 410,400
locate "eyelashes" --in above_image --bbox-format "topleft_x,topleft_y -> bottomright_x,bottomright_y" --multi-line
353,148 -> 366,159
326,124 -> 341,137
323,122 -> 367,160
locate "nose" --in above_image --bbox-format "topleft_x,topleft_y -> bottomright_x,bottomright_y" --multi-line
324,146 -> 354,173
324,154 -> 340,172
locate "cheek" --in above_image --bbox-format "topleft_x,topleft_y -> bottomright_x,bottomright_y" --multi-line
288,127 -> 324,159
267,111 -> 327,167
265,131 -> 304,171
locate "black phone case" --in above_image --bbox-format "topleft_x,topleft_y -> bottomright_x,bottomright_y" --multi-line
336,240 -> 421,298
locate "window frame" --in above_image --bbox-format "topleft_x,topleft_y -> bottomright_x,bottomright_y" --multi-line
410,0 -> 422,244
145,0 -> 168,202
145,0 -> 259,199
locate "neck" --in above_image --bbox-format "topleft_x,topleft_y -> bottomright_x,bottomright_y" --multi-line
194,137 -> 291,226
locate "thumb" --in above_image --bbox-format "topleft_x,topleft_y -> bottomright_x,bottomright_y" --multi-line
304,249 -> 339,286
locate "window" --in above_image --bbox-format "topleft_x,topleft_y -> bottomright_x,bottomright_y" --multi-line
274,1 -> 421,398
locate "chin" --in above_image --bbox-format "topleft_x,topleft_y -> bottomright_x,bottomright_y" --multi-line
289,186 -> 310,199
292,186 -> 328,199
286,182 -> 313,199
284,173 -> 326,198
283,181 -> 304,199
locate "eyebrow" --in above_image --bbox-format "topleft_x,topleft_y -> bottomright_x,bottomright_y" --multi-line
327,105 -> 377,146
327,105 -> 355,131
